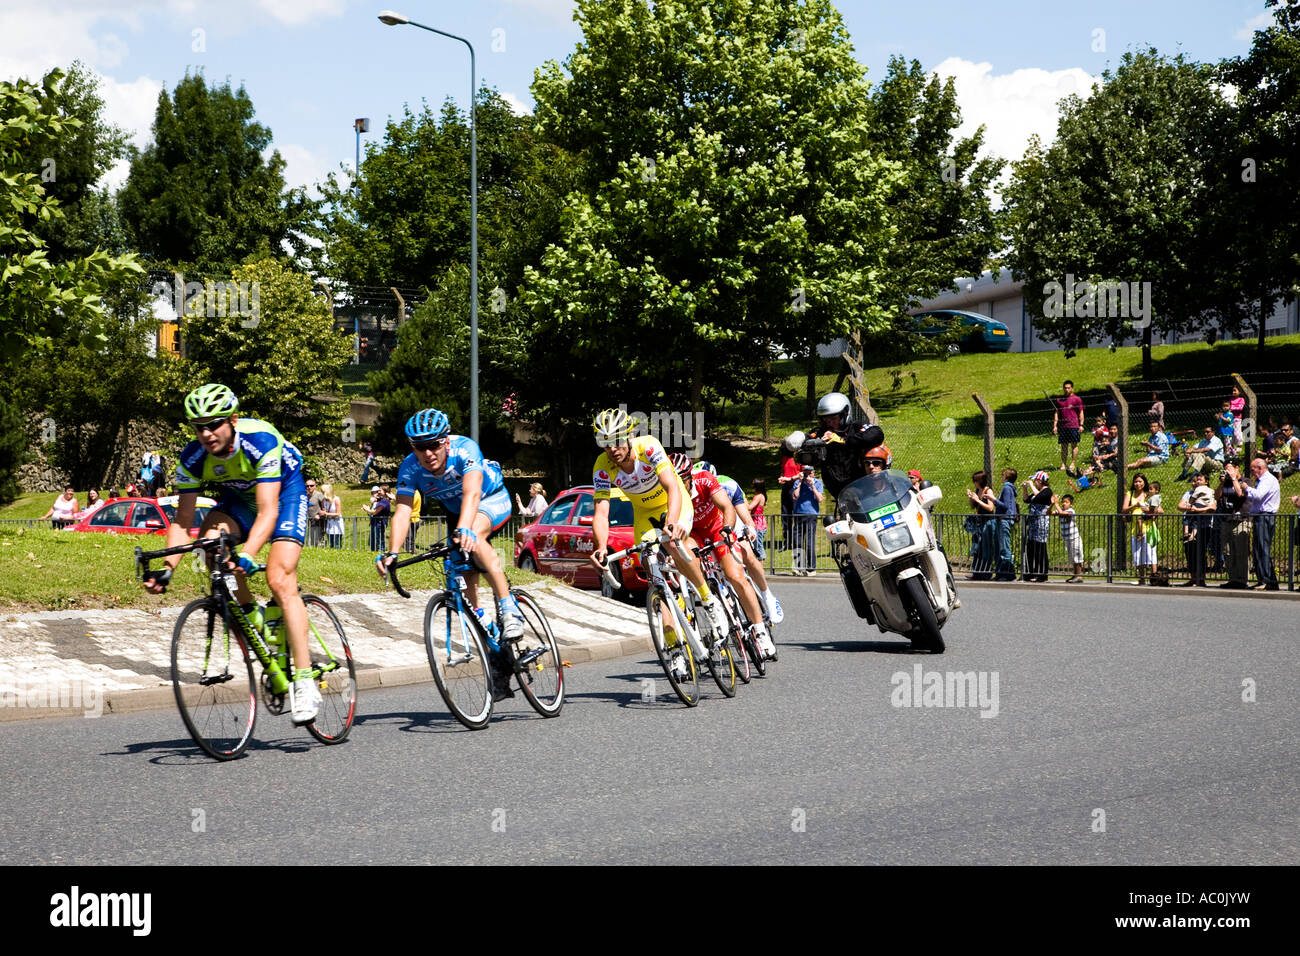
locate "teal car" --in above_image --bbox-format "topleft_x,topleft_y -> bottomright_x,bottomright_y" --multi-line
913,309 -> 1012,353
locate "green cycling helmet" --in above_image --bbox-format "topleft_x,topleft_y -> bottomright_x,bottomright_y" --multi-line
184,383 -> 239,421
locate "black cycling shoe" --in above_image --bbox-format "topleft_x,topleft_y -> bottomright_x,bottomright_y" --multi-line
492,679 -> 515,702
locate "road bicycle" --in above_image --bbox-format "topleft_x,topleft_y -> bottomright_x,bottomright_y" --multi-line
693,535 -> 765,682
136,534 -> 355,761
387,541 -> 563,729
602,528 -> 736,706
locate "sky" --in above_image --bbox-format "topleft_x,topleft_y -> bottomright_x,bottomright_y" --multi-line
0,0 -> 1278,195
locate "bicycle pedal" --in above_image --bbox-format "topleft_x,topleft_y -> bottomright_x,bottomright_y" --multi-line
516,647 -> 547,667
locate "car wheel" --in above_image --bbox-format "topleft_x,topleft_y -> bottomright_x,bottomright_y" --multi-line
947,343 -> 960,356
518,552 -> 538,574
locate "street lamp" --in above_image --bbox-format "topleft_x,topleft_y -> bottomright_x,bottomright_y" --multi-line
353,117 -> 369,197
378,9 -> 480,444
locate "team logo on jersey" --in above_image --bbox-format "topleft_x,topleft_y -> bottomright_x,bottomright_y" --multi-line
214,465 -> 225,476
596,470 -> 609,482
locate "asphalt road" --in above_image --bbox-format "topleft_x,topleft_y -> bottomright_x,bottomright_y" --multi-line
1,582 -> 1296,865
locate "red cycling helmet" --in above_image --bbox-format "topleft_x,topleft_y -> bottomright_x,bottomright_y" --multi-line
669,453 -> 692,476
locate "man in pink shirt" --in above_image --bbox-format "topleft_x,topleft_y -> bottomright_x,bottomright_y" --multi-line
1053,380 -> 1085,475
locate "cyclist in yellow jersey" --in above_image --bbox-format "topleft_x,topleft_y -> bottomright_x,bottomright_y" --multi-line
587,408 -> 727,643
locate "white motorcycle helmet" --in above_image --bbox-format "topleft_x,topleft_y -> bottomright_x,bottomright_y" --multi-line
816,391 -> 852,422
783,430 -> 806,453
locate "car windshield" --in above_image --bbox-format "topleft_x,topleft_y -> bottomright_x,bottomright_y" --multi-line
838,470 -> 915,520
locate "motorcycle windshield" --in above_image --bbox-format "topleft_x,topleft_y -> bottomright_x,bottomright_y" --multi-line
837,470 -> 914,522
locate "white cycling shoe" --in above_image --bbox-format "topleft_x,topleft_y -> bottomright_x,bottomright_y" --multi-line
698,599 -> 727,644
765,591 -> 784,625
756,626 -> 777,660
290,677 -> 321,725
498,598 -> 525,640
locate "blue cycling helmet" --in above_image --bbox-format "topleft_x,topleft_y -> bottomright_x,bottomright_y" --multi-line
405,408 -> 450,442
691,460 -> 717,476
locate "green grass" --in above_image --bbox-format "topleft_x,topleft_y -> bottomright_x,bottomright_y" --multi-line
0,525 -> 542,612
336,361 -> 382,400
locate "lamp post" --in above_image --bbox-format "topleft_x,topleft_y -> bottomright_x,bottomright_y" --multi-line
378,10 -> 479,444
353,117 -> 369,197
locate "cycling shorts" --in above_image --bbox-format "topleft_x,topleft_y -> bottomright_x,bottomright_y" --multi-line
215,475 -> 308,546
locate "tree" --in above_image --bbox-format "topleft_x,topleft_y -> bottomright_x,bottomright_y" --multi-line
864,57 -> 1004,363
0,71 -> 143,361
118,74 -> 314,274
1218,0 -> 1300,354
178,258 -> 353,447
517,0 -> 900,439
1003,49 -> 1234,379
314,91 -> 537,303
33,61 -> 131,261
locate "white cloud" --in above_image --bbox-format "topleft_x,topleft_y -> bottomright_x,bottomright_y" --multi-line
252,0 -> 348,27
271,143 -> 332,194
1235,10 -> 1275,43
930,58 -> 1098,166
500,91 -> 531,116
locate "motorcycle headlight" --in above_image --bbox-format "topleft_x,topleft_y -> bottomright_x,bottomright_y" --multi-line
879,524 -> 914,554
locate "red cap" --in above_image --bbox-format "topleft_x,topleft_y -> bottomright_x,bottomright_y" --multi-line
907,470 -> 922,479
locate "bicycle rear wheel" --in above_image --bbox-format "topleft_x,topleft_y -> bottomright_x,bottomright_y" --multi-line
684,580 -> 736,698
300,594 -> 357,744
647,585 -> 699,706
424,593 -> 494,729
510,589 -> 564,717
171,598 -> 256,761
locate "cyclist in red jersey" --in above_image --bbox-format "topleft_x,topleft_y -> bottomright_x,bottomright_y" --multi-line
672,455 -> 777,659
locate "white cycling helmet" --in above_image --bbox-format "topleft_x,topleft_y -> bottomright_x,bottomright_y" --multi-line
783,430 -> 806,453
816,391 -> 851,420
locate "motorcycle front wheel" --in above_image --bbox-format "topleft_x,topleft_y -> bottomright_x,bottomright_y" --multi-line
900,575 -> 945,653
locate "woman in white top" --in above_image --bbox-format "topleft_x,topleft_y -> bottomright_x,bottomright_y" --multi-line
42,486 -> 79,529
516,482 -> 548,521
320,483 -> 344,548
78,489 -> 106,519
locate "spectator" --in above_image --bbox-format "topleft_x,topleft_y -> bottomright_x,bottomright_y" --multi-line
1020,471 -> 1053,582
516,482 -> 548,521
1217,401 -> 1237,460
777,440 -> 801,552
320,483 -> 344,549
363,484 -> 391,552
748,478 -> 768,562
907,469 -> 923,492
1216,473 -> 1251,589
1051,492 -> 1084,582
1091,414 -> 1109,444
305,479 -> 326,547
360,440 -> 375,483
964,470 -> 997,580
108,487 -> 122,500
993,467 -> 1018,580
1176,473 -> 1215,587
406,489 -> 422,552
1124,473 -> 1157,585
1085,425 -> 1118,477
1148,391 -> 1165,431
1229,385 -> 1246,456
1104,394 -> 1121,430
1226,457 -> 1280,591
1052,379 -> 1085,475
1127,421 -> 1171,470
1267,423 -> 1299,478
138,453 -> 155,497
42,486 -> 79,529
791,464 -> 823,575
77,489 -> 105,520
1178,426 -> 1225,479
1260,415 -> 1281,455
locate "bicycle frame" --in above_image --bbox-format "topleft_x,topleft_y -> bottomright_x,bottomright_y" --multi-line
606,532 -> 707,659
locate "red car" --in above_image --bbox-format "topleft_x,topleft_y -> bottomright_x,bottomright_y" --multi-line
514,486 -> 650,597
64,495 -> 215,536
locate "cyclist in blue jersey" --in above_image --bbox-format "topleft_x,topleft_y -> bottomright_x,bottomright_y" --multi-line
140,383 -> 321,724
376,410 -> 524,692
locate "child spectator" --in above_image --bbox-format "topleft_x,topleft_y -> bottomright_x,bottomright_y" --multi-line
1217,401 -> 1237,460
1229,385 -> 1246,456
1124,473 -> 1158,585
1051,492 -> 1084,582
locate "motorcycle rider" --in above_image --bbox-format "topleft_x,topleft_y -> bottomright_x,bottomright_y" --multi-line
791,392 -> 886,500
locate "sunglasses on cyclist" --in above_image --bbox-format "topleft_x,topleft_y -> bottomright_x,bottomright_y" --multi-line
192,417 -> 230,434
411,437 -> 450,452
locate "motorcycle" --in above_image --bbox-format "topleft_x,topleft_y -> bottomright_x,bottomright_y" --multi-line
824,470 -> 957,653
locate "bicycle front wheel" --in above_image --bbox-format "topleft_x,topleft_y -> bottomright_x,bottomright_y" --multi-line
511,589 -> 564,717
720,584 -> 751,685
647,585 -> 699,707
171,598 -> 256,761
424,594 -> 494,729
300,595 -> 356,744
683,580 -> 736,698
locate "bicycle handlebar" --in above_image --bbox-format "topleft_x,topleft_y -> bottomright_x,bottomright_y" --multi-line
600,529 -> 674,592
384,542 -> 459,600
135,533 -> 264,580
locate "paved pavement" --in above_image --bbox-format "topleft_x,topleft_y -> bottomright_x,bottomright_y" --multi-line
0,581 -> 651,721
